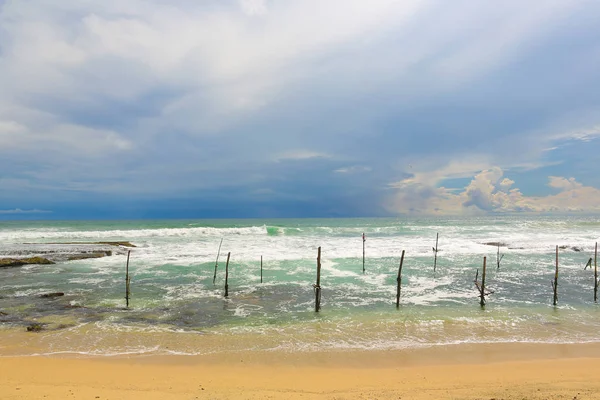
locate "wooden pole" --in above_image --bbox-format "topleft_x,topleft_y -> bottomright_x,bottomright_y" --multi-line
125,250 -> 131,308
396,250 -> 405,308
480,256 -> 486,307
260,255 -> 263,284
474,256 -> 493,306
595,242 -> 598,302
213,238 -> 223,285
224,252 -> 231,298
552,246 -> 558,306
362,233 -> 366,274
496,244 -> 503,269
433,233 -> 439,272
315,247 -> 322,312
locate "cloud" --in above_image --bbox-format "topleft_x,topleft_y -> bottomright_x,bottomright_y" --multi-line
334,165 -> 372,174
0,1 -> 599,217
552,125 -> 600,142
387,167 -> 600,215
275,150 -> 332,162
0,209 -> 52,214
547,176 -> 582,192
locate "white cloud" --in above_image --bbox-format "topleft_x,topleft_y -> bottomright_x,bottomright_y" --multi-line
334,165 -> 372,174
552,125 -> 600,142
275,150 -> 332,161
387,167 -> 600,215
0,208 -> 51,214
548,176 -> 582,192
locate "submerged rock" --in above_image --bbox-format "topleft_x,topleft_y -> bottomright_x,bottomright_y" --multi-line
63,304 -> 85,309
26,323 -> 44,332
0,257 -> 55,268
67,251 -> 112,261
40,292 -> 64,298
35,241 -> 137,248
98,241 -> 136,248
558,245 -> 583,252
482,242 -> 508,247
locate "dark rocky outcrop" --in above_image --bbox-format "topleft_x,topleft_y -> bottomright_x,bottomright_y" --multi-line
2,242 -> 132,265
33,241 -> 137,248
98,241 -> 136,248
67,251 -> 112,261
559,245 -> 583,252
482,242 -> 508,247
63,304 -> 85,309
26,323 -> 44,332
0,257 -> 55,268
39,292 -> 64,298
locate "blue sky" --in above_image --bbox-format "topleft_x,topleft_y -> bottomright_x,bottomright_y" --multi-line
1,0 -> 600,219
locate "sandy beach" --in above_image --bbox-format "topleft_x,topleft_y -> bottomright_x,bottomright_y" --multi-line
2,341 -> 600,399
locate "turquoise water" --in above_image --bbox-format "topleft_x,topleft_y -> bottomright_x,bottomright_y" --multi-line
1,216 -> 599,355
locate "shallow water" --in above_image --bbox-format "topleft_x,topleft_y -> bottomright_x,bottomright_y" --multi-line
1,216 -> 599,356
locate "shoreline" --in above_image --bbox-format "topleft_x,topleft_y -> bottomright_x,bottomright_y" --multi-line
3,342 -> 600,399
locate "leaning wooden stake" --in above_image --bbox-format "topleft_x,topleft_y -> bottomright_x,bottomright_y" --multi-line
595,242 -> 598,302
125,250 -> 131,308
552,246 -> 559,306
213,238 -> 223,285
433,233 -> 439,272
224,252 -> 231,298
314,247 -> 322,312
396,250 -> 405,308
497,244 -> 504,269
362,233 -> 366,274
474,256 -> 493,307
260,255 -> 263,284
480,256 -> 487,306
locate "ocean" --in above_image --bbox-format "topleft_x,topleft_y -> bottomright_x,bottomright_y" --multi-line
1,216 -> 599,357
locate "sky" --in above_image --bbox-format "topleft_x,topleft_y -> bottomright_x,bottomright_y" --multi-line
1,0 -> 600,219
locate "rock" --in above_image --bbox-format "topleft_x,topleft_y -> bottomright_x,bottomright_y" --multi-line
35,241 -> 136,248
67,251 -> 112,261
63,304 -> 84,309
40,292 -> 64,298
482,242 -> 508,247
26,323 -> 44,332
0,311 -> 7,316
98,241 -> 136,248
0,257 -> 55,268
557,245 -> 583,252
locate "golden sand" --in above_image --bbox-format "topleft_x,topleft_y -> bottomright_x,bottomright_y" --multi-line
2,341 -> 600,399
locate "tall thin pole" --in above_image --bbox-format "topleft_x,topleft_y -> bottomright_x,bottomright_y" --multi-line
213,238 -> 223,285
497,243 -> 502,269
595,242 -> 598,302
553,246 -> 559,306
260,255 -> 263,284
125,250 -> 131,308
224,252 -> 231,298
480,256 -> 486,307
396,250 -> 405,308
315,247 -> 322,312
362,233 -> 366,274
433,233 -> 439,272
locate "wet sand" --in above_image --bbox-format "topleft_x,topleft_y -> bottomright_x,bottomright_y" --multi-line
2,341 -> 600,399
